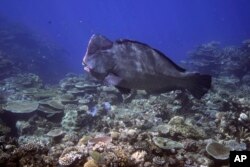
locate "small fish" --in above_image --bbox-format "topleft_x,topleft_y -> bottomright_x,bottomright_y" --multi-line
83,34 -> 212,99
102,102 -> 111,112
87,106 -> 98,117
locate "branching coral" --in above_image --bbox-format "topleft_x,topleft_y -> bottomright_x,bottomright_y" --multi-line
15,143 -> 47,155
238,127 -> 250,142
152,156 -> 166,166
58,146 -> 85,166
130,150 -> 147,164
113,148 -> 129,167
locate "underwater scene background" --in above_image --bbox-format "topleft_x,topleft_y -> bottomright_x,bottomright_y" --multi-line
0,0 -> 250,166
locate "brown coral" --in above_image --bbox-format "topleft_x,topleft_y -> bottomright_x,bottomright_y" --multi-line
114,148 -> 129,167
83,159 -> 99,167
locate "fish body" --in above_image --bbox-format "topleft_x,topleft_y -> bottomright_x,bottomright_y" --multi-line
83,34 -> 211,99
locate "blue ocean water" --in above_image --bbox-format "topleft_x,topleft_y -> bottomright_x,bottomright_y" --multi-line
1,1 -> 250,167
1,0 -> 250,75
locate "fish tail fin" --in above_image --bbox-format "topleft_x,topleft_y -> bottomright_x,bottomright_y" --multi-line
186,73 -> 212,99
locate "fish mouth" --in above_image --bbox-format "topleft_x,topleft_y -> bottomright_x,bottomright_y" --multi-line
82,61 -> 90,72
84,66 -> 90,72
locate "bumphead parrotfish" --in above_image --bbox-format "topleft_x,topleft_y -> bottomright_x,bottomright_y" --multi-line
83,34 -> 211,99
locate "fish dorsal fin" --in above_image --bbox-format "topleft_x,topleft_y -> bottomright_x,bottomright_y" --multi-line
152,48 -> 186,72
116,39 -> 151,47
116,39 -> 186,72
88,34 -> 113,54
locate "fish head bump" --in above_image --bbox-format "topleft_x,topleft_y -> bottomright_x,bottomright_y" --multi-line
83,34 -> 114,80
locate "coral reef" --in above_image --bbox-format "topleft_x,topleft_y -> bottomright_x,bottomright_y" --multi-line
4,100 -> 39,113
152,137 -> 184,150
0,40 -> 250,166
167,116 -> 207,139
131,150 -> 147,164
58,146 -> 85,166
183,40 -> 250,81
83,159 -> 99,167
206,142 -> 230,160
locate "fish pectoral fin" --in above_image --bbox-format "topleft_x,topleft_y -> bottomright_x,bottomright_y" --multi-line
104,73 -> 131,94
104,73 -> 123,86
115,86 -> 131,94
